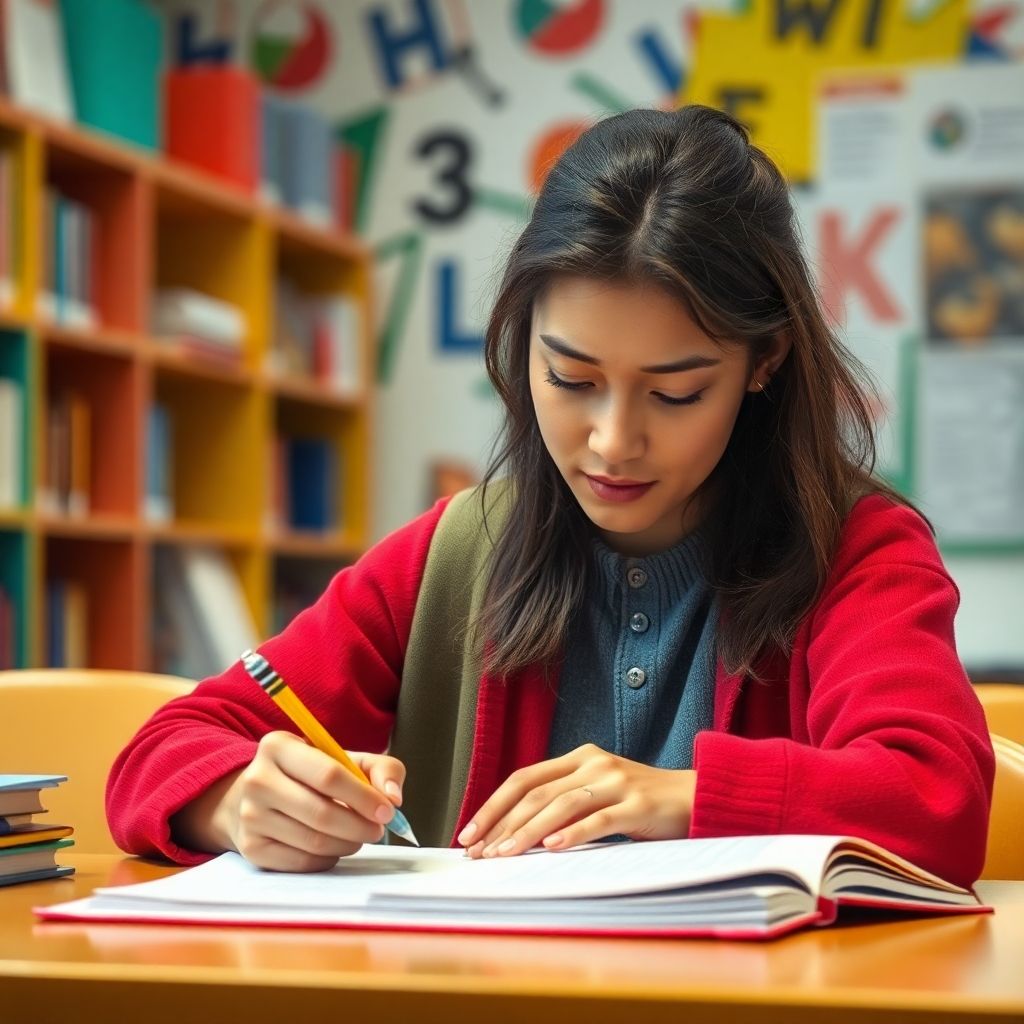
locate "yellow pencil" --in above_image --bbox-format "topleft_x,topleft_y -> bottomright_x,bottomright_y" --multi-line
240,648 -> 419,846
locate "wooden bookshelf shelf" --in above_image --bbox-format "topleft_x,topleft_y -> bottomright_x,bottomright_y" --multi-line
42,322 -> 144,357
268,529 -> 363,559
265,371 -> 365,409
271,207 -> 368,261
38,514 -> 138,539
0,98 -> 373,670
149,342 -> 255,386
146,521 -> 260,548
0,509 -> 30,528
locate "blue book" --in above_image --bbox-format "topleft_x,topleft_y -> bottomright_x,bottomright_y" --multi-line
145,403 -> 172,522
0,775 -> 67,791
260,92 -> 286,205
46,580 -> 65,668
287,437 -> 336,531
279,104 -> 333,225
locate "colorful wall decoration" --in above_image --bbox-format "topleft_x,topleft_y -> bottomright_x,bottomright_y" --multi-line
155,0 -> 1024,669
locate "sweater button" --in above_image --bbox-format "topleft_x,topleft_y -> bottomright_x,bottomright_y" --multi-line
629,612 -> 649,633
625,667 -> 646,689
627,567 -> 647,589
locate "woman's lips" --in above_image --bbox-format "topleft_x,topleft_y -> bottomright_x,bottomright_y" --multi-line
585,475 -> 655,503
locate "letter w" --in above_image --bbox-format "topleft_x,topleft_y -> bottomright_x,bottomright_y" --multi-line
774,0 -> 844,44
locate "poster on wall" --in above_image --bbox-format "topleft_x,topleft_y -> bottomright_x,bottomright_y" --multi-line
810,72 -> 919,493
911,62 -> 1024,547
816,61 -> 1024,548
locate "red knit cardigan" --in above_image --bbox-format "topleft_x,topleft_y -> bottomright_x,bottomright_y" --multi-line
107,494 -> 994,889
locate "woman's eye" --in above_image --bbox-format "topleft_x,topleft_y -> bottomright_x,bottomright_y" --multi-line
545,368 -> 591,391
655,390 -> 705,407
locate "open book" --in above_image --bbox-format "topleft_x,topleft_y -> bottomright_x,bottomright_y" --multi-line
35,834 -> 988,940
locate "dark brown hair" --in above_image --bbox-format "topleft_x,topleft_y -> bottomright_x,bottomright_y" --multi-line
476,105 -> 905,678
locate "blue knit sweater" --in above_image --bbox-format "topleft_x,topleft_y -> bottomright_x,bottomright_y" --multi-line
547,530 -> 717,770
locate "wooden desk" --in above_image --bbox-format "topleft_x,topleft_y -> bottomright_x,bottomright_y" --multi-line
2,855 -> 1023,1024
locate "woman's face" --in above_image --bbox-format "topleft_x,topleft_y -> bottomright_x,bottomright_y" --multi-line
529,276 -> 767,555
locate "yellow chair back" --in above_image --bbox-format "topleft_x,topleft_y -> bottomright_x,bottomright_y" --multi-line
0,669 -> 193,854
974,683 -> 1024,747
982,733 -> 1024,881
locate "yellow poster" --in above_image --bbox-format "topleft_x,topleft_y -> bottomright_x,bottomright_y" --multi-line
683,0 -> 968,183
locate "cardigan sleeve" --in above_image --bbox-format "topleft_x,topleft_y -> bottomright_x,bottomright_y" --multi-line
105,498 -> 450,864
691,498 -> 995,889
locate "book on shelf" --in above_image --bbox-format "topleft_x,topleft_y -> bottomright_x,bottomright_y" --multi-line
0,775 -> 74,887
0,146 -> 17,309
259,91 -> 285,205
45,578 -> 87,668
164,64 -> 260,192
0,584 -> 16,669
270,281 -> 362,395
285,435 -> 338,532
0,375 -> 23,508
40,388 -> 90,516
0,0 -> 74,121
153,545 -> 259,681
35,833 -> 989,939
151,287 -> 245,347
279,101 -> 334,227
38,187 -> 98,328
332,143 -> 357,232
144,402 -> 174,523
59,0 -> 163,151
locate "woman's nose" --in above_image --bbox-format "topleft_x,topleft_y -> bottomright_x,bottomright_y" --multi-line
588,399 -> 645,466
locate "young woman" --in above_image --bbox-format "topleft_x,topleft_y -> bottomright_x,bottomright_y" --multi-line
107,105 -> 993,888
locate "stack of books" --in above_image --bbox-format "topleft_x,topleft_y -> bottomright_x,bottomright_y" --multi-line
0,775 -> 74,888
151,287 -> 246,366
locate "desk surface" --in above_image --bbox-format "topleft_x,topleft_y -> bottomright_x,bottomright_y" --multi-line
2,855 -> 1023,1024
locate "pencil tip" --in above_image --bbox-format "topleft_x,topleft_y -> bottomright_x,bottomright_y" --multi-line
388,808 -> 420,846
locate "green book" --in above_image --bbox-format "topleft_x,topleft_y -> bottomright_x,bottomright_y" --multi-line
59,0 -> 164,150
0,838 -> 75,887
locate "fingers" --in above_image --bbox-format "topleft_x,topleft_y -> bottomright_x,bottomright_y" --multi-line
479,783 -> 610,858
457,755 -> 579,854
265,732 -> 394,826
455,748 -> 696,859
227,732 -> 402,871
356,752 -> 407,806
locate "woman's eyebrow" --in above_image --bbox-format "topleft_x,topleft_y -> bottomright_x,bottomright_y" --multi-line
539,333 -> 721,374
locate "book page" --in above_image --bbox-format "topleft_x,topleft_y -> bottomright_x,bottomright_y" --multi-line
93,846 -> 465,908
93,836 -> 846,912
372,835 -> 842,900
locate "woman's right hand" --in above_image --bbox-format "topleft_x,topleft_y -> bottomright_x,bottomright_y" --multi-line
172,731 -> 407,871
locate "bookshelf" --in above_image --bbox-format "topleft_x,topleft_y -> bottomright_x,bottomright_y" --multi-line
0,96 -> 372,671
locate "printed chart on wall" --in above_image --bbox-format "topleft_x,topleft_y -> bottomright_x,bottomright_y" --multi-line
913,63 -> 1024,550
817,61 -> 1024,551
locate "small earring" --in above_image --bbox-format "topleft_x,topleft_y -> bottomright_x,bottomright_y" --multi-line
753,379 -> 765,392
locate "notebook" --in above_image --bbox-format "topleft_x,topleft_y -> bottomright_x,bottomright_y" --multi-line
35,834 -> 989,939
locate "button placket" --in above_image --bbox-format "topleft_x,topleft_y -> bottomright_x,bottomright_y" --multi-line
621,560 -> 654,702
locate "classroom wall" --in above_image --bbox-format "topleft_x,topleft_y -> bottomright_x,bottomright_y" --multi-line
155,0 -> 1024,672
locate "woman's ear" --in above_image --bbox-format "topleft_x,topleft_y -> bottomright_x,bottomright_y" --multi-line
748,331 -> 792,392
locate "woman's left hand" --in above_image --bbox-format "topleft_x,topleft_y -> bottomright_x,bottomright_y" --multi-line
457,743 -> 697,858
